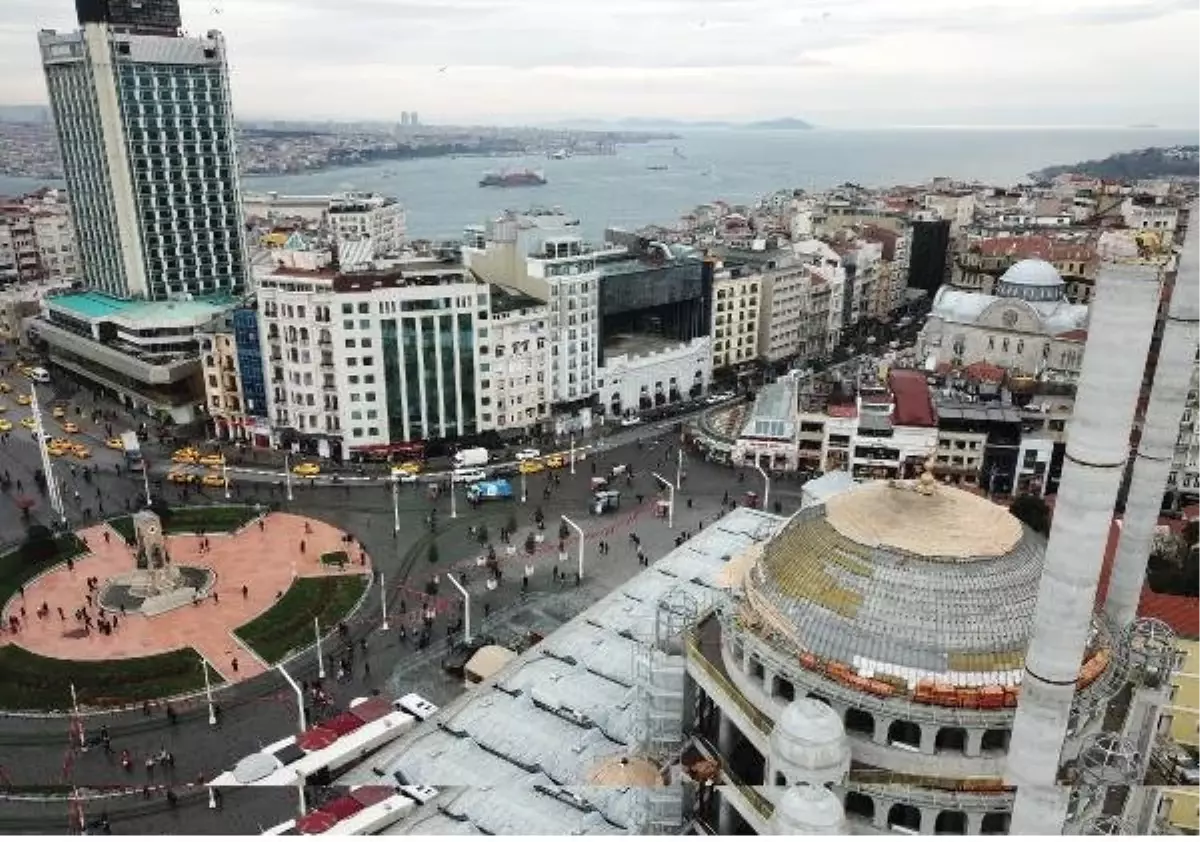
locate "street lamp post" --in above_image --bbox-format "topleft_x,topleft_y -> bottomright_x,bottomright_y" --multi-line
379,571 -> 389,631
390,476 -> 400,534
569,434 -> 576,475
200,655 -> 217,726
560,514 -> 585,580
675,447 -> 684,490
754,460 -> 770,511
283,452 -> 294,503
652,472 -> 675,529
447,573 -> 471,644
69,682 -> 85,750
276,664 -> 306,733
520,472 -> 527,504
449,477 -> 457,520
141,458 -> 152,509
29,388 -> 66,527
314,617 -> 325,680
222,460 -> 231,501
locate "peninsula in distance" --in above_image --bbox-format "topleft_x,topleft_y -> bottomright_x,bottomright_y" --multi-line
1030,144 -> 1199,181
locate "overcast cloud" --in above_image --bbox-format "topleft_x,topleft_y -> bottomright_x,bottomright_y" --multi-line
0,0 -> 1195,126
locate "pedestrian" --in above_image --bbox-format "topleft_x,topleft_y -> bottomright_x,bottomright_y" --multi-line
241,585 -> 248,599
57,606 -> 65,621
104,531 -> 110,544
258,519 -> 265,532
231,656 -> 239,673
212,591 -> 219,604
300,540 -> 306,554
363,660 -> 371,677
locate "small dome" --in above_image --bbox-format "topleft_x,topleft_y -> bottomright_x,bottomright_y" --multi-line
768,784 -> 847,836
769,699 -> 850,784
999,258 -> 1064,288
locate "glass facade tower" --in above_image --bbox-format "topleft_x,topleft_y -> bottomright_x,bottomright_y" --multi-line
38,17 -> 248,301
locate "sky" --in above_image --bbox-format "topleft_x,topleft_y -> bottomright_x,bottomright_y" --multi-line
0,0 -> 1196,127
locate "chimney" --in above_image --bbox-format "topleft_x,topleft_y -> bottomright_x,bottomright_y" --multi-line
1005,259 -> 1163,833
1105,203 -> 1199,628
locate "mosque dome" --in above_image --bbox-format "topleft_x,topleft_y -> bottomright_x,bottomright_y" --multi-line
768,783 -> 847,836
741,478 -> 1113,699
769,699 -> 851,784
995,259 -> 1066,302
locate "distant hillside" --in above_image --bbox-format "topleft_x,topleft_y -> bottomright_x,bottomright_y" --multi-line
0,105 -> 51,123
1031,145 -> 1199,181
551,117 -> 814,131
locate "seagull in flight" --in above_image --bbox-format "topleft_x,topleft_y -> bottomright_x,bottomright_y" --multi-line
438,66 -> 448,73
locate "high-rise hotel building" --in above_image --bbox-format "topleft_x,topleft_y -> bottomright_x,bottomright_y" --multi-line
27,0 -> 248,422
38,0 -> 248,300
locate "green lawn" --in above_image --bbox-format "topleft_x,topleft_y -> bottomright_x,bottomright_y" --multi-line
236,575 -> 369,664
0,534 -> 87,609
0,645 -> 206,712
107,506 -> 260,542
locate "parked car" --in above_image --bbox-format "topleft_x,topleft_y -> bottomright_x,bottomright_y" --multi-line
619,416 -> 642,427
452,468 -> 487,484
515,448 -> 541,461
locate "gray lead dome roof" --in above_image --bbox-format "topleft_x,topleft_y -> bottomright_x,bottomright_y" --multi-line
996,258 -> 1066,302
745,480 -> 1046,683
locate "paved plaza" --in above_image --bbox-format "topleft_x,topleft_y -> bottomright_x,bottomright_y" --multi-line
3,514 -> 369,681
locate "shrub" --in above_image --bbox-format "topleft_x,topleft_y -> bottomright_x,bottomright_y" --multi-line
320,550 -> 349,568
1009,494 -> 1051,536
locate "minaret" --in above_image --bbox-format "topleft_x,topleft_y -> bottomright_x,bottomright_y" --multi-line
1105,203 -> 1199,628
1005,255 -> 1163,834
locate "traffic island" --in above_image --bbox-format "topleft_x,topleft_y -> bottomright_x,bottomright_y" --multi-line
0,511 -> 372,711
0,645 -> 206,711
235,574 -> 369,664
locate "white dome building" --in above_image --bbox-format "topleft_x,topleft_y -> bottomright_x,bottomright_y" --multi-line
768,783 -> 848,836
917,259 -> 1091,382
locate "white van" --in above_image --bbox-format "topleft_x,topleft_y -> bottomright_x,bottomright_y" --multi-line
28,367 -> 50,384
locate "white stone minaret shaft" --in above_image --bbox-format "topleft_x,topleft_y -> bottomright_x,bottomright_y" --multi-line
1106,204 -> 1200,629
1006,260 -> 1163,834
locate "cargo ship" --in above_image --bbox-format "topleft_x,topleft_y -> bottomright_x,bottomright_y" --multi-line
479,170 -> 547,188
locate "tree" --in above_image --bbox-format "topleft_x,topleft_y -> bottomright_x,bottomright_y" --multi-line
427,541 -> 439,565
1009,494 -> 1051,536
21,524 -> 58,565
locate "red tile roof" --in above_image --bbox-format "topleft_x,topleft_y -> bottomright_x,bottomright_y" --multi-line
827,403 -> 858,418
1055,328 -> 1089,342
976,235 -> 1094,264
1096,519 -> 1199,639
963,361 -> 1006,384
888,369 -> 938,427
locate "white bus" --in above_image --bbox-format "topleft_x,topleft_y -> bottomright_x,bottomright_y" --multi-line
27,367 -> 50,384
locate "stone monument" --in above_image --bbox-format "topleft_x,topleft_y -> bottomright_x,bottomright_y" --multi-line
100,510 -> 211,616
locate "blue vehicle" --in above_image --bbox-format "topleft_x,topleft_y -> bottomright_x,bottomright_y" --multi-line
465,479 -> 514,503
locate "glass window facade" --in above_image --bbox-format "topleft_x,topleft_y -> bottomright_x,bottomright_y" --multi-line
232,307 -> 267,418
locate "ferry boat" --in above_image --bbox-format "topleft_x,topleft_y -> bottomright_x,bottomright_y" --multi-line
479,170 -> 547,187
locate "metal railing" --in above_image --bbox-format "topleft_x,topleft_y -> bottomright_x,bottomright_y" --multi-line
685,631 -> 775,736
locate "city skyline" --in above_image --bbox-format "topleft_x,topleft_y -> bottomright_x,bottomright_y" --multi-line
0,0 -> 1196,128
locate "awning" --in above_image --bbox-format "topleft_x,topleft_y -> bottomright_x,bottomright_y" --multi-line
348,696 -> 392,724
295,810 -> 339,834
464,644 -> 517,684
324,711 -> 367,736
297,726 -> 338,752
350,786 -> 396,808
323,795 -> 367,820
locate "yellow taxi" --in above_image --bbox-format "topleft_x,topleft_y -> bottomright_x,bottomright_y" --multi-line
71,444 -> 91,459
16,393 -> 32,406
292,462 -> 320,477
396,461 -> 422,475
60,421 -> 80,434
20,416 -> 37,430
167,470 -> 198,485
47,442 -> 69,457
199,453 -> 225,467
49,437 -> 71,449
545,453 -> 566,469
52,405 -> 66,419
201,473 -> 226,488
18,365 -> 34,378
0,381 -> 11,393
519,459 -> 545,475
0,402 -> 7,413
106,437 -> 125,451
0,419 -> 11,433
172,447 -> 199,464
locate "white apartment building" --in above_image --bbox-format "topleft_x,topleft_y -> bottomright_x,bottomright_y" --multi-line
0,191 -> 78,284
791,238 -> 846,353
256,248 -> 487,458
1168,356 -> 1200,500
479,286 -> 551,436
463,210 -> 599,435
756,261 -> 810,365
328,193 -> 407,258
711,265 -> 760,371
